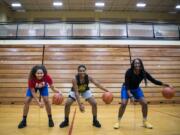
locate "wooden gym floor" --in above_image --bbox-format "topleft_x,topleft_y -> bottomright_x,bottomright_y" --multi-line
0,104 -> 180,135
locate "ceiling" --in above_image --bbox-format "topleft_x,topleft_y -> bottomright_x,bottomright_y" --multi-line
1,0 -> 180,13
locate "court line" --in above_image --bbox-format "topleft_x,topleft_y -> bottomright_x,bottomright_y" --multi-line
68,108 -> 77,135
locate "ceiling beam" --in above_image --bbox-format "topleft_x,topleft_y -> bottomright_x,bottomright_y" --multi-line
11,10 -> 180,22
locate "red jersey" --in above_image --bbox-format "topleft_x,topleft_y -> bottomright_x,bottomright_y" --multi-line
28,74 -> 53,89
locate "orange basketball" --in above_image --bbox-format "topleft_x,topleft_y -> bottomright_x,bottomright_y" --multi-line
102,92 -> 113,104
162,87 -> 175,99
52,93 -> 64,105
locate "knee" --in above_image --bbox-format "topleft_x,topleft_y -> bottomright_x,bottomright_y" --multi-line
91,101 -> 97,107
65,102 -> 72,108
141,101 -> 147,107
121,102 -> 127,108
24,99 -> 31,105
43,98 -> 49,105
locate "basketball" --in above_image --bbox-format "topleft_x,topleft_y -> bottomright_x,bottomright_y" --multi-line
102,92 -> 113,104
52,93 -> 64,105
162,87 -> 175,99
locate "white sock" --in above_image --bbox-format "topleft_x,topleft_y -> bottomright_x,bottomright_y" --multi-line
143,118 -> 147,122
118,118 -> 121,123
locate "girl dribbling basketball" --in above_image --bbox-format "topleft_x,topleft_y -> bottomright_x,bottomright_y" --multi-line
18,65 -> 61,128
114,58 -> 170,129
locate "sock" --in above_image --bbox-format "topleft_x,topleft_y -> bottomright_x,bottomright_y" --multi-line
118,117 -> 121,122
48,114 -> 52,120
143,118 -> 147,122
93,116 -> 97,122
22,116 -> 27,122
65,117 -> 69,122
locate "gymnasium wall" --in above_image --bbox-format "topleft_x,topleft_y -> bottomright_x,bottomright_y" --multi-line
0,40 -> 180,105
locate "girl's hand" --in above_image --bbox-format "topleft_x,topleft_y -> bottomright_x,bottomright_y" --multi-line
38,102 -> 44,108
105,90 -> 109,92
79,103 -> 85,113
130,96 -> 135,104
163,83 -> 172,88
54,90 -> 62,94
55,90 -> 60,93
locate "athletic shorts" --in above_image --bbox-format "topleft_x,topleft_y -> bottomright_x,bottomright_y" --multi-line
121,85 -> 144,100
26,85 -> 49,97
68,90 -> 93,101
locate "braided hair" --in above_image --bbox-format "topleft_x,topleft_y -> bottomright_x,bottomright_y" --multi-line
131,58 -> 147,86
77,64 -> 87,71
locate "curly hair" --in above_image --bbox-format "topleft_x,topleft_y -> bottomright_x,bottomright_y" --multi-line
29,65 -> 47,80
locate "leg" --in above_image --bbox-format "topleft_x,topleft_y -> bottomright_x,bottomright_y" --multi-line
42,96 -> 52,115
81,90 -> 101,128
18,96 -> 32,129
113,99 -> 128,129
118,85 -> 129,120
59,97 -> 74,128
132,87 -> 147,120
138,98 -> 148,119
65,98 -> 74,118
114,85 -> 129,129
118,99 -> 128,120
138,98 -> 153,129
87,97 -> 97,116
23,97 -> 32,116
42,96 -> 54,127
87,97 -> 101,128
133,87 -> 152,128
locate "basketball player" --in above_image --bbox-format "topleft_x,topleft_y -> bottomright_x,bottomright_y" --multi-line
114,58 -> 170,129
18,65 -> 60,128
59,64 -> 109,128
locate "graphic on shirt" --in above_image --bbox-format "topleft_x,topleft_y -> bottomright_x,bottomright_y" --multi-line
35,82 -> 45,88
78,84 -> 88,92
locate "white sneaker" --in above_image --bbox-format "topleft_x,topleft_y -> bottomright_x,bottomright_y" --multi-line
143,120 -> 153,129
113,121 -> 120,129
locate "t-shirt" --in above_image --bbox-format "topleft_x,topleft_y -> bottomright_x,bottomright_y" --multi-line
124,68 -> 163,90
71,74 -> 89,93
28,74 -> 53,89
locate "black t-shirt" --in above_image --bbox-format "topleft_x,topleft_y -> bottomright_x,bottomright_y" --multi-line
71,74 -> 89,93
123,68 -> 163,90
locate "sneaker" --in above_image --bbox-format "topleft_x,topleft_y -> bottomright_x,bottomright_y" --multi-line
93,120 -> 101,128
143,120 -> 153,129
49,119 -> 54,127
59,120 -> 69,128
113,122 -> 120,129
18,120 -> 27,129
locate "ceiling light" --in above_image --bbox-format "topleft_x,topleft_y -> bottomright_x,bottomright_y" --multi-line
175,5 -> 180,9
136,3 -> 146,8
11,3 -> 22,7
53,2 -> 63,7
95,2 -> 105,7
